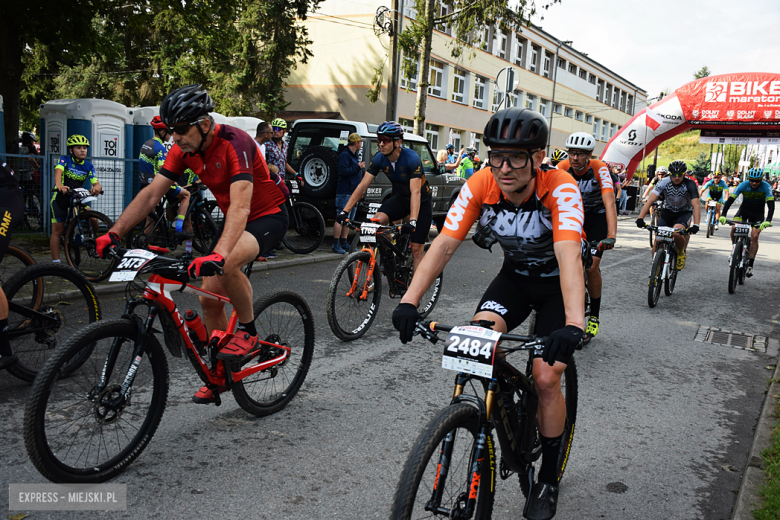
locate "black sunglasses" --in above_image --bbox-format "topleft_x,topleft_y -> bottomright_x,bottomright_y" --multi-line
272,126 -> 285,132
168,119 -> 205,135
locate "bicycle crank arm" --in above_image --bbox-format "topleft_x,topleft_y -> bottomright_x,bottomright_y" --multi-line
7,301 -> 60,328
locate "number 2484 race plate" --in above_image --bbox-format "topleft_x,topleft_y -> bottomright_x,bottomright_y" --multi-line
442,326 -> 501,378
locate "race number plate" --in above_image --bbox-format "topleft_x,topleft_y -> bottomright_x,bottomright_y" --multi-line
708,200 -> 717,208
289,180 -> 300,194
656,226 -> 675,238
360,222 -> 380,243
109,249 -> 157,282
366,203 -> 381,219
441,326 -> 501,378
734,223 -> 750,236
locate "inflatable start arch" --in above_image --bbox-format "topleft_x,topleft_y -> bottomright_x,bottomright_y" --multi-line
601,72 -> 780,180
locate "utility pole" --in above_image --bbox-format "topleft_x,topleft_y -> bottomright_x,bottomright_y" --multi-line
386,0 -> 400,121
652,91 -> 664,171
546,40 -> 572,156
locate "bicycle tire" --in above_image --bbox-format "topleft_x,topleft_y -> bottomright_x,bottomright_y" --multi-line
518,357 -> 578,497
738,243 -> 747,285
706,212 -> 713,238
649,211 -> 658,248
4,263 -> 101,382
664,250 -> 677,296
0,245 -> 35,286
648,249 -> 664,308
728,243 -> 740,294
63,210 -> 118,282
327,251 -> 382,341
23,318 -> 169,483
282,202 -> 326,254
232,291 -> 315,417
390,403 -> 495,520
191,207 -> 218,254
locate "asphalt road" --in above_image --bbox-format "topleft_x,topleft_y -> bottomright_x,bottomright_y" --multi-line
2,215 -> 779,520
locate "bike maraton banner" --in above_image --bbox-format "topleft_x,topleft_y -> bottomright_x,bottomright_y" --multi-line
601,72 -> 780,180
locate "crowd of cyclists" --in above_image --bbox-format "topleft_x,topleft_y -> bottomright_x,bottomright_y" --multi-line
2,82 -> 776,520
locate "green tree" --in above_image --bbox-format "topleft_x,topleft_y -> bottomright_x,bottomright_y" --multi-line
690,150 -> 711,183
693,66 -> 711,79
368,0 -> 558,136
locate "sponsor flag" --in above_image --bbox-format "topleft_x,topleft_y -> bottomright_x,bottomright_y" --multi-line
645,108 -> 663,131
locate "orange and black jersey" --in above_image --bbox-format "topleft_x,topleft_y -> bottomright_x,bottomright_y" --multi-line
556,158 -> 613,215
442,166 -> 585,277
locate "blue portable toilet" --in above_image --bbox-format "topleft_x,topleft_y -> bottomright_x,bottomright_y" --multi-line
130,106 -> 161,198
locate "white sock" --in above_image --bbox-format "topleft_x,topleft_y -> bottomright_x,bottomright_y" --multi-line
52,259 -> 61,263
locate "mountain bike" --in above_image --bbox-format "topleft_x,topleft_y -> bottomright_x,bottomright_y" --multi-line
57,188 -> 118,282
326,219 -> 442,341
281,178 -> 325,254
390,320 -> 578,519
725,220 -> 765,294
125,183 -> 219,255
0,245 -> 35,286
704,200 -> 719,238
23,247 -> 314,483
646,225 -> 688,308
3,262 -> 101,382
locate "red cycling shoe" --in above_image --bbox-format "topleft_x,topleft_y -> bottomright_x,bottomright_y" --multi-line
192,385 -> 227,404
216,332 -> 258,362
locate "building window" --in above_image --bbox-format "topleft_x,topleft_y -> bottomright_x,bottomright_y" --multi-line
619,92 -> 625,111
509,89 -> 522,108
585,114 -> 593,124
596,82 -> 602,101
473,76 -> 487,109
568,63 -> 577,74
564,107 -> 574,118
493,30 -> 508,59
471,133 -> 482,157
604,83 -> 611,104
557,58 -> 566,69
450,129 -> 462,151
612,89 -> 618,108
601,121 -> 609,141
400,55 -> 419,91
626,95 -> 634,115
539,99 -> 549,117
553,103 -> 563,115
428,59 -> 444,98
491,89 -> 504,112
426,124 -> 439,150
592,118 -> 600,139
579,68 -> 587,80
588,73 -> 596,84
575,110 -> 584,121
436,2 -> 449,33
514,37 -> 524,67
609,123 -> 616,139
530,48 -> 538,73
543,55 -> 551,78
525,93 -> 537,111
399,118 -> 414,133
452,69 -> 466,104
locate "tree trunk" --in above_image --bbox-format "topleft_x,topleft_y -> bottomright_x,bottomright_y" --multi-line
0,19 -> 22,154
413,0 -> 435,137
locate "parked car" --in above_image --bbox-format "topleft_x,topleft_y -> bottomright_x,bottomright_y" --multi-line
286,119 -> 465,230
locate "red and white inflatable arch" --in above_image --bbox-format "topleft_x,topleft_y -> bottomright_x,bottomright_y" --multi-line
601,72 -> 780,180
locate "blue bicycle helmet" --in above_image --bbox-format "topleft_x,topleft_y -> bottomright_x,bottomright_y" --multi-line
747,168 -> 763,179
377,121 -> 404,139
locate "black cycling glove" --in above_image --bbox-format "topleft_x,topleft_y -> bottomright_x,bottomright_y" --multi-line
688,224 -> 699,234
392,303 -> 422,344
543,325 -> 584,366
635,218 -> 646,229
336,211 -> 349,224
400,219 -> 417,235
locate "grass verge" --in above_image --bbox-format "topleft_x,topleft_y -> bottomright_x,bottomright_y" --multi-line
755,393 -> 780,519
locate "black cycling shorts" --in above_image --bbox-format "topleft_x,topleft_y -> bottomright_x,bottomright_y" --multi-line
476,262 -> 571,365
734,208 -> 763,225
0,187 -> 24,261
583,211 -> 608,259
378,193 -> 433,245
657,209 -> 692,228
210,204 -> 288,257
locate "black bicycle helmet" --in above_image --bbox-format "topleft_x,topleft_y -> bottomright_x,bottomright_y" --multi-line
668,160 -> 687,174
376,121 -> 405,139
159,84 -> 215,127
483,108 -> 548,149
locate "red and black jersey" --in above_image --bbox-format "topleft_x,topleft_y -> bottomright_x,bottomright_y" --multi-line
160,124 -> 285,221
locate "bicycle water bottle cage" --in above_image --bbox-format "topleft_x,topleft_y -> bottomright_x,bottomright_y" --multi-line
472,215 -> 499,252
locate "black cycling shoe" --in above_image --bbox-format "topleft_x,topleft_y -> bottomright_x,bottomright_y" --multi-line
0,354 -> 19,371
523,482 -> 558,520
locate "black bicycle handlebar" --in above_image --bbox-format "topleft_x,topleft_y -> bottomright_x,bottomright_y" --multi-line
723,220 -> 767,228
414,320 -> 544,350
108,247 -> 224,279
645,225 -> 689,235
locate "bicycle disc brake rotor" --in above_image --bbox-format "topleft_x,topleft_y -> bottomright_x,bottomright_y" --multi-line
94,385 -> 129,425
250,334 -> 285,374
34,307 -> 64,347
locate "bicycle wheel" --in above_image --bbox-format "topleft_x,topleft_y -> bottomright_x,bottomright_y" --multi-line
63,210 -> 118,282
0,245 -> 35,286
232,291 -> 315,417
738,244 -> 747,285
4,263 -> 101,382
647,249 -> 664,308
390,403 -> 495,520
23,318 -> 169,483
728,244 -> 740,294
327,251 -> 382,341
706,212 -> 713,238
664,251 -> 677,296
191,207 -> 219,254
519,357 -> 578,497
282,202 -> 325,254
649,212 -> 658,247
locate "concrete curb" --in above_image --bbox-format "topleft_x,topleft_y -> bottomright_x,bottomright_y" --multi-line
732,338 -> 780,519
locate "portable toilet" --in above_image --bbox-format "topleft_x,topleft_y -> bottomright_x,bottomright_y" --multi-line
40,99 -> 132,221
130,106 -> 161,197
210,112 -> 229,126
228,116 -> 264,137
0,95 -> 5,155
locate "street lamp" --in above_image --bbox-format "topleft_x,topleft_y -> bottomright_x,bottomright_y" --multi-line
546,40 -> 573,156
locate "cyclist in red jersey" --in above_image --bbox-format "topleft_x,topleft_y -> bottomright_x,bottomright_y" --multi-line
96,85 -> 288,403
393,108 -> 585,520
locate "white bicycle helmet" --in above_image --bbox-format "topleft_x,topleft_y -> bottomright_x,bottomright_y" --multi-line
565,132 -> 595,152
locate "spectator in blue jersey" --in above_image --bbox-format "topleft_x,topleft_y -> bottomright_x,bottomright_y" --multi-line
333,133 -> 365,253
50,135 -> 102,262
445,143 -> 457,164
